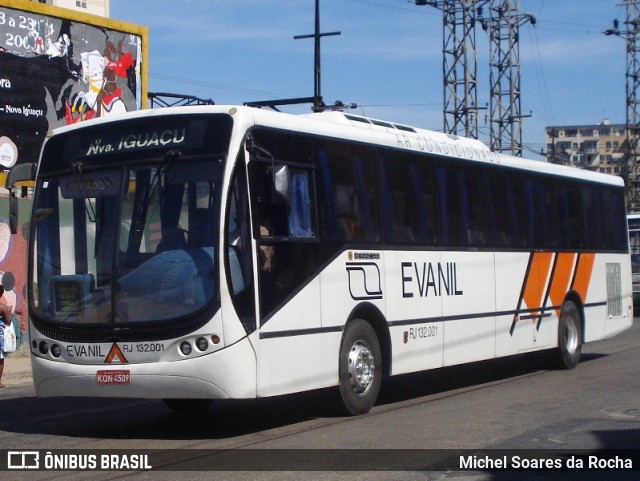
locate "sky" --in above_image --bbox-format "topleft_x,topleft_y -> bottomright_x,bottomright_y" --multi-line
110,0 -> 630,160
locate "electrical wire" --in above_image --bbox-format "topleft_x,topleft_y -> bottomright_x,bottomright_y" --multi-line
149,73 -> 289,99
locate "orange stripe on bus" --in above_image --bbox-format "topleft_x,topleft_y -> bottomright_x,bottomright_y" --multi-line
572,253 -> 596,301
522,252 -> 554,314
549,253 -> 577,317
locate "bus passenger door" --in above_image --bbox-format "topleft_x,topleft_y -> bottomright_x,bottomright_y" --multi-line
247,146 -> 325,397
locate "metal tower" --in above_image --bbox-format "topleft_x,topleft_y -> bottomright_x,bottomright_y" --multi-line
481,0 -> 534,157
607,1 -> 640,211
626,1 -> 640,211
418,1 -> 482,139
418,1 -> 534,154
442,0 -> 481,139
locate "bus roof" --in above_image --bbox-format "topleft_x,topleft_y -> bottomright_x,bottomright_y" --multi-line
46,105 -> 625,188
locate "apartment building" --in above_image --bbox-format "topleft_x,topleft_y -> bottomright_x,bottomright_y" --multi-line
545,120 -> 627,175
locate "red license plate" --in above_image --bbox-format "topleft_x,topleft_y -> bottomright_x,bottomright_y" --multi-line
96,370 -> 131,385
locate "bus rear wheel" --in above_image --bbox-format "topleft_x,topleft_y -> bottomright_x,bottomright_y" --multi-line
338,319 -> 382,415
553,300 -> 583,370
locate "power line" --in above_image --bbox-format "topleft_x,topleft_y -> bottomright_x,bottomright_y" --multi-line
526,24 -> 553,125
348,0 -> 434,14
358,102 -> 441,107
148,73 -> 287,99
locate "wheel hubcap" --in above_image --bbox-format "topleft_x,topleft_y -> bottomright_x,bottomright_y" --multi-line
565,318 -> 579,354
347,341 -> 375,395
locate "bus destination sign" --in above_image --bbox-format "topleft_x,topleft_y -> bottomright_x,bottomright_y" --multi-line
82,127 -> 187,158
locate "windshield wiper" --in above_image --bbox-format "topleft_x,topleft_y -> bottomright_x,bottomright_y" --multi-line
71,161 -> 97,222
131,150 -> 182,244
148,150 -> 182,206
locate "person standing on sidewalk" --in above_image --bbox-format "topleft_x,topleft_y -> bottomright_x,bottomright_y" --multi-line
0,286 -> 13,388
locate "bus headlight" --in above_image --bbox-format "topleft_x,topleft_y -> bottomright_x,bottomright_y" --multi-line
196,337 -> 208,351
180,341 -> 192,356
51,344 -> 62,358
38,341 -> 49,355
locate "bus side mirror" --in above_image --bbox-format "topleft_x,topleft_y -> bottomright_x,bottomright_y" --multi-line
5,162 -> 37,234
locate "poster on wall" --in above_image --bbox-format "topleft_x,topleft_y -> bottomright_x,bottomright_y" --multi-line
0,2 -> 146,169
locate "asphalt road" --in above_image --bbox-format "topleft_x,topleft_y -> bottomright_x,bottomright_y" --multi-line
0,319 -> 639,481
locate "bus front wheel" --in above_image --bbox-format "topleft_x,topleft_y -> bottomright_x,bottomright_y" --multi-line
553,300 -> 583,370
338,319 -> 382,415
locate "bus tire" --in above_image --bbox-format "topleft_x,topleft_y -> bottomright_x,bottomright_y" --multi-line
162,398 -> 212,412
553,300 -> 582,370
338,319 -> 382,415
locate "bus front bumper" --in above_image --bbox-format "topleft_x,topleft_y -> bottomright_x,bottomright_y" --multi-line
31,337 -> 257,400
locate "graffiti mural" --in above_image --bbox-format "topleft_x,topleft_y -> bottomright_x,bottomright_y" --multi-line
0,4 -> 146,339
0,3 -> 145,169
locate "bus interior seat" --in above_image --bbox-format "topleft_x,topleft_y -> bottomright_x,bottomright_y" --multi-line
156,226 -> 188,252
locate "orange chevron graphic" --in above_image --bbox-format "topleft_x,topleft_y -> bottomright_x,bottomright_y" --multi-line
549,253 -> 578,318
571,253 -> 596,301
511,252 -> 595,335
522,252 -> 553,319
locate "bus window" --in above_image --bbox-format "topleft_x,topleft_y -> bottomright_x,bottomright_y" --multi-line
316,140 -> 380,243
380,151 -> 437,244
317,149 -> 340,242
463,167 -> 490,247
437,164 -> 468,247
249,162 -> 315,241
506,177 -> 524,247
288,168 -> 314,237
550,181 -> 571,249
582,185 -> 606,249
523,179 -> 546,247
604,187 -> 627,251
481,173 -> 498,246
567,184 -> 585,249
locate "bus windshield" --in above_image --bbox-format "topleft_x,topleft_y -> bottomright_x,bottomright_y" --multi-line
30,114 -> 232,326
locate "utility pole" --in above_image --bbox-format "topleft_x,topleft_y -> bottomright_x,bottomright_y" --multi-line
246,0 -> 347,112
606,0 -> 640,212
480,0 -> 535,157
294,0 -> 340,112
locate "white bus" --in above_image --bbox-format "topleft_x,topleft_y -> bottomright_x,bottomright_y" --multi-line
7,106 -> 633,415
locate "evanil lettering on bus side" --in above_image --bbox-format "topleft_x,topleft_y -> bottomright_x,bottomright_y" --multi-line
401,261 -> 464,298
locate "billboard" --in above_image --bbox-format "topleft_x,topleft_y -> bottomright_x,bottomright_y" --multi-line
0,0 -> 147,169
